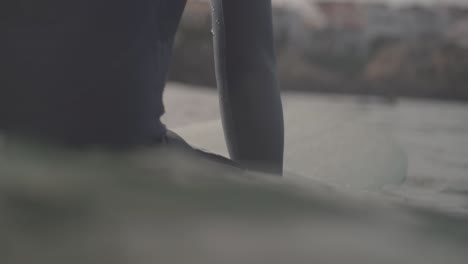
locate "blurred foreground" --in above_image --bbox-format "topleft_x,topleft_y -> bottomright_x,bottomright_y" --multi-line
2,83 -> 467,263
1,136 -> 467,264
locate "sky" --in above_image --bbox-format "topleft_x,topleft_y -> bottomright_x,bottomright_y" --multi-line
278,0 -> 468,7
375,0 -> 467,6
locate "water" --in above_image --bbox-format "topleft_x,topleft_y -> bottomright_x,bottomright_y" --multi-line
164,83 -> 468,211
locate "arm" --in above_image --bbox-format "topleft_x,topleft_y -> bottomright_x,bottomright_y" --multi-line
210,0 -> 284,175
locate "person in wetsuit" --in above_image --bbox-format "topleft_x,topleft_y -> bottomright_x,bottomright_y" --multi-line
0,0 -> 284,174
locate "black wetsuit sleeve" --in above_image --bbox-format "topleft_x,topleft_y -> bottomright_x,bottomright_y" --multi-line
210,0 -> 284,175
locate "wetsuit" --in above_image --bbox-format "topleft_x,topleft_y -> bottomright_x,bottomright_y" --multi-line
0,0 -> 187,147
0,0 -> 284,173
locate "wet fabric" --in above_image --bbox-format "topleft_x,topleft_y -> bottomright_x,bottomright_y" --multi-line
0,0 -> 187,147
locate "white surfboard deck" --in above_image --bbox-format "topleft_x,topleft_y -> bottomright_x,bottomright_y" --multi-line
163,84 -> 407,190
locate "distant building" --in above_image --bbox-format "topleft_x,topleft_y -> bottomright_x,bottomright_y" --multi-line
314,1 -> 367,55
364,3 -> 406,42
272,0 -> 327,53
181,0 -> 212,28
447,19 -> 468,48
445,5 -> 468,23
273,0 -> 326,29
363,3 -> 452,49
399,6 -> 445,39
316,1 -> 365,31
